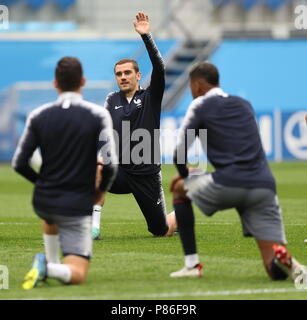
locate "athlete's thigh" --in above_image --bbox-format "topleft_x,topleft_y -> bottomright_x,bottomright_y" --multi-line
185,173 -> 243,216
34,209 -> 93,260
57,215 -> 93,260
130,172 -> 168,236
108,166 -> 132,194
238,189 -> 286,243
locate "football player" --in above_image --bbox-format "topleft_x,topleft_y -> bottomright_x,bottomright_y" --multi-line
91,12 -> 177,240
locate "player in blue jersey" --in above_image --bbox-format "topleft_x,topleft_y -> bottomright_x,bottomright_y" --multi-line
12,57 -> 117,289
170,61 -> 306,281
91,13 -> 177,240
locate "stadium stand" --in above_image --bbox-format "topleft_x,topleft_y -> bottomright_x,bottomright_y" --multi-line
0,0 -> 300,38
211,0 -> 290,10
266,0 -> 290,10
0,0 -> 75,10
1,0 -> 306,162
162,40 -> 219,110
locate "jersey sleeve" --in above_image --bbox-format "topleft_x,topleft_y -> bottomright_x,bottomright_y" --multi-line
11,112 -> 39,183
103,92 -> 115,111
173,98 -> 203,178
141,33 -> 165,104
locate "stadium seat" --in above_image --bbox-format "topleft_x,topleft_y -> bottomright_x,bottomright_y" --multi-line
241,0 -> 258,10
26,0 -> 46,10
211,0 -> 258,9
211,0 -> 232,7
266,0 -> 289,10
53,0 -> 75,11
211,0 -> 290,11
0,0 -> 76,11
0,0 -> 19,5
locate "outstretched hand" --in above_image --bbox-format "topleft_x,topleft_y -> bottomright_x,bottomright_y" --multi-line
134,12 -> 150,35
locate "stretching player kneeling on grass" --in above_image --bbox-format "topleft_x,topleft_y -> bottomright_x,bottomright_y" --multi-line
170,61 -> 307,280
91,12 -> 176,240
12,57 -> 117,289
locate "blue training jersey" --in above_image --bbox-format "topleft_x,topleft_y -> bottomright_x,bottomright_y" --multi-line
12,92 -> 118,216
174,88 -> 276,192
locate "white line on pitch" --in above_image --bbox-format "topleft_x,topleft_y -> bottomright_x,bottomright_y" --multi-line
18,287 -> 307,300
142,288 -> 307,298
0,222 -> 36,225
0,222 -> 305,226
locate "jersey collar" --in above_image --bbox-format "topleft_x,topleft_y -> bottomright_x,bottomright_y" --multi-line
119,86 -> 145,100
57,92 -> 83,103
204,87 -> 229,98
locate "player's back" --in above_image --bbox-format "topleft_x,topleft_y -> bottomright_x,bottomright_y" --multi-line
199,94 -> 276,191
29,93 -> 109,216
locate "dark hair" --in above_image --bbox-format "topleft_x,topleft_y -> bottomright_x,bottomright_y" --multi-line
189,61 -> 219,86
55,57 -> 83,92
114,59 -> 139,73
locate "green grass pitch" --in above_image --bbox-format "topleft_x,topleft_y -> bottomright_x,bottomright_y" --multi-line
0,162 -> 307,300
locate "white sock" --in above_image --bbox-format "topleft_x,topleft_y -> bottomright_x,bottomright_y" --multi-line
92,205 -> 102,229
43,234 -> 60,264
185,254 -> 200,269
291,257 -> 304,276
47,263 -> 72,283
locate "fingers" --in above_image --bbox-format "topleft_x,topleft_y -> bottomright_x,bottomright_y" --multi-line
134,12 -> 150,35
170,176 -> 178,192
170,175 -> 182,192
170,178 -> 176,192
171,178 -> 187,199
136,12 -> 149,22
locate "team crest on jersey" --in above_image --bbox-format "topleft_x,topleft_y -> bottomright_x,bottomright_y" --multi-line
134,98 -> 142,108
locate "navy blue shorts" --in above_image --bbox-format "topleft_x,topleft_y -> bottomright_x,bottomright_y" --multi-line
109,167 -> 169,236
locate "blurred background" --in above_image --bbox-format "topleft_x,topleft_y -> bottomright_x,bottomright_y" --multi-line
0,0 -> 307,163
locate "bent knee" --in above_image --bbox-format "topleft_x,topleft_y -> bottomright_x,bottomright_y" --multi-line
70,269 -> 88,284
150,225 -> 169,237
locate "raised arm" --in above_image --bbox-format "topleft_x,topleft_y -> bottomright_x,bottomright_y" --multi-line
134,12 -> 165,99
